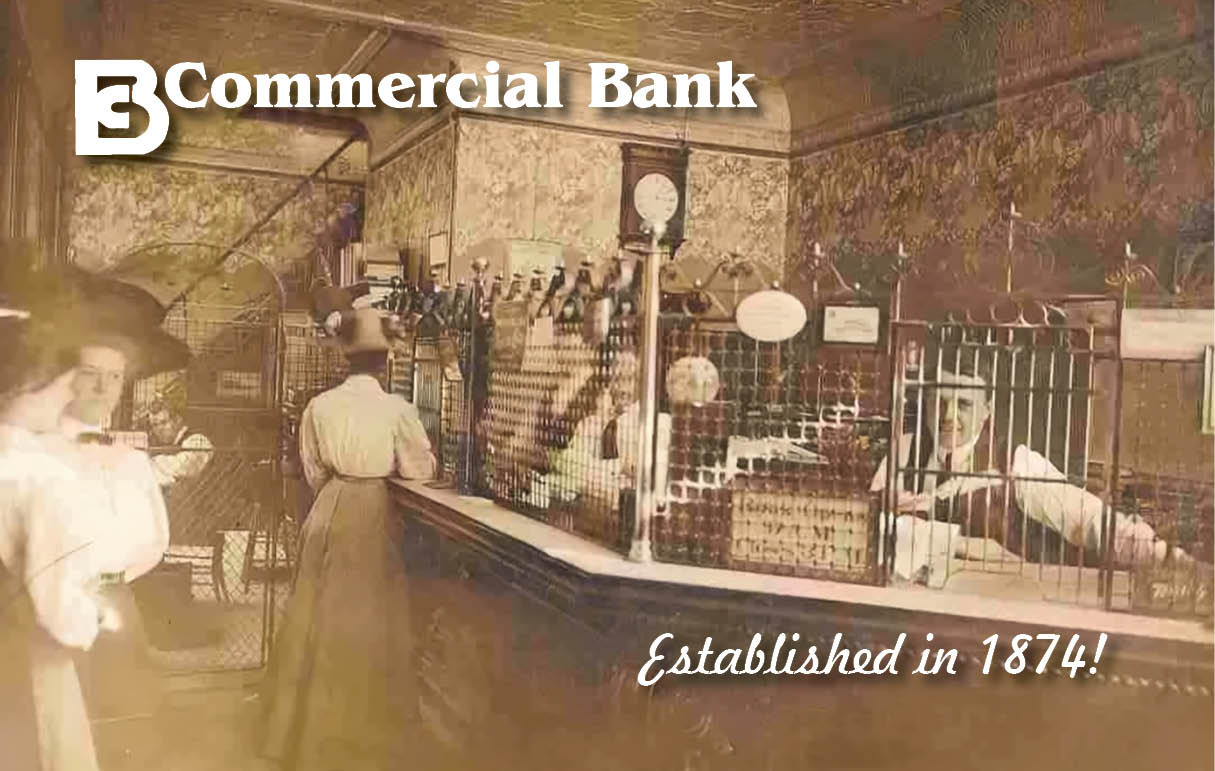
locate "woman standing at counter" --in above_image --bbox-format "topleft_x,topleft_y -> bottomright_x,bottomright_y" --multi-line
262,307 -> 437,771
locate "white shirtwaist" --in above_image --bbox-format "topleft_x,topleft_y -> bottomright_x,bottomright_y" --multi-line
0,426 -> 106,771
871,433 -> 1172,585
298,374 -> 437,490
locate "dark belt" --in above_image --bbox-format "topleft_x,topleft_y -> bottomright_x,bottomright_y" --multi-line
98,572 -> 126,586
334,473 -> 387,484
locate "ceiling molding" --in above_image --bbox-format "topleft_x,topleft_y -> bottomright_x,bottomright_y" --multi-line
368,105 -> 455,170
339,27 -> 392,73
139,144 -> 366,183
456,110 -> 790,160
237,106 -> 370,138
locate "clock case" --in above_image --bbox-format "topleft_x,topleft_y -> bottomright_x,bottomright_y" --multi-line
618,142 -> 690,254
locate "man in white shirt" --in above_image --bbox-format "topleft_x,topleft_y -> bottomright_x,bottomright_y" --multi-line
871,360 -> 1188,585
545,351 -> 642,515
146,392 -> 214,489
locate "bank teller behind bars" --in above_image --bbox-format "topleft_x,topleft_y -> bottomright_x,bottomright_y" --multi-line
544,351 -> 642,519
145,386 -> 214,495
870,358 -> 1190,587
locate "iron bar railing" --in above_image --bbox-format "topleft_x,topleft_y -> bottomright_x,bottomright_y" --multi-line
383,214 -> 1210,617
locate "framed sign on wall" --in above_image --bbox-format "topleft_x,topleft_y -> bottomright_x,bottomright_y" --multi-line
821,304 -> 882,345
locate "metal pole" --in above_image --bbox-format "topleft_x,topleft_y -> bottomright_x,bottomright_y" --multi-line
880,244 -> 907,583
628,222 -> 665,563
1102,297 -> 1126,608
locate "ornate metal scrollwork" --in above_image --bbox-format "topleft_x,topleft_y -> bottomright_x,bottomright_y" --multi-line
878,241 -> 919,287
659,249 -> 757,319
1104,242 -> 1164,301
791,241 -> 868,307
1106,240 -> 1213,307
949,295 -> 1068,327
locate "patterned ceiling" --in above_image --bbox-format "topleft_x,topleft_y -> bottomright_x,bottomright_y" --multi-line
90,0 -> 1209,156
100,0 -> 376,75
305,0 -> 954,77
102,0 -> 955,79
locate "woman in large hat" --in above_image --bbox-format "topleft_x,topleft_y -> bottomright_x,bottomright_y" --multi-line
52,267 -> 191,733
261,301 -> 436,771
0,239 -> 188,767
0,241 -> 131,771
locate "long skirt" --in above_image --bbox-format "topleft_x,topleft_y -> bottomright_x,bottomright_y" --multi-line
261,477 -> 418,771
74,584 -> 161,721
1,570 -> 99,771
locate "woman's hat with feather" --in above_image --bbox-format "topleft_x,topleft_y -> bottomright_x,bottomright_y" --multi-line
310,280 -> 406,354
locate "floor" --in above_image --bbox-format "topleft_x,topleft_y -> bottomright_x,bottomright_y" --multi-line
89,535 -> 288,770
93,671 -> 273,771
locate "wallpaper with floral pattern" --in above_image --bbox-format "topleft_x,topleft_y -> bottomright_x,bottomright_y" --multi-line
364,125 -> 455,251
69,160 -> 358,303
451,119 -> 621,264
788,43 -> 1214,300
450,119 -> 790,274
685,150 -> 789,274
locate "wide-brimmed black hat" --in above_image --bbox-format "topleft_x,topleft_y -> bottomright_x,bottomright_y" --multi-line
0,239 -> 190,379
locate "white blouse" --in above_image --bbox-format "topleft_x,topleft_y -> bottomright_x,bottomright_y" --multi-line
545,398 -> 640,508
298,375 -> 437,492
0,426 -> 171,649
0,427 -> 105,649
73,441 -> 171,580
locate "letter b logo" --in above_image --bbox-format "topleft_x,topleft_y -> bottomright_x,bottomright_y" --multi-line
75,60 -> 169,156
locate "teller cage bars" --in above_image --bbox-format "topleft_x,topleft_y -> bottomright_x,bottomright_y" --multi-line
121,305 -> 288,672
1103,358 -> 1213,618
281,317 -> 349,555
442,318 -> 643,553
652,321 -> 889,584
885,318 -> 1140,608
410,331 -> 472,485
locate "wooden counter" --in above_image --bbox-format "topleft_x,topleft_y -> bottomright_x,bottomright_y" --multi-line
392,480 -> 1214,771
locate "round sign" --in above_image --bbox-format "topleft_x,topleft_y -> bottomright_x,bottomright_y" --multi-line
735,289 -> 807,342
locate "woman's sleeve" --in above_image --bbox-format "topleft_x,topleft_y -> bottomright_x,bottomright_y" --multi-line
123,452 -> 170,581
395,403 -> 437,481
23,485 -> 101,650
299,402 -> 331,492
1011,445 -> 1100,548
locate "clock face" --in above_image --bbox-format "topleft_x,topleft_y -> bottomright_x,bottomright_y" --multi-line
633,172 -> 679,225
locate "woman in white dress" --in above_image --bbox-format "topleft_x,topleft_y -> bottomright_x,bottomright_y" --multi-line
262,308 -> 436,771
0,309 -> 114,771
0,241 -> 181,769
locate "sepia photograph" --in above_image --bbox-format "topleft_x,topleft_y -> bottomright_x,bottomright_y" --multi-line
1,0 -> 1212,769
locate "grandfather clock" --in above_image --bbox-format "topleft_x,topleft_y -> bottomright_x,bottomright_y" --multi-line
619,143 -> 689,254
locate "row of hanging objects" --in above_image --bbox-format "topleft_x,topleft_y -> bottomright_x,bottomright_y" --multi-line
403,251 -> 647,332
359,245 -> 687,341
534,253 -> 643,324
